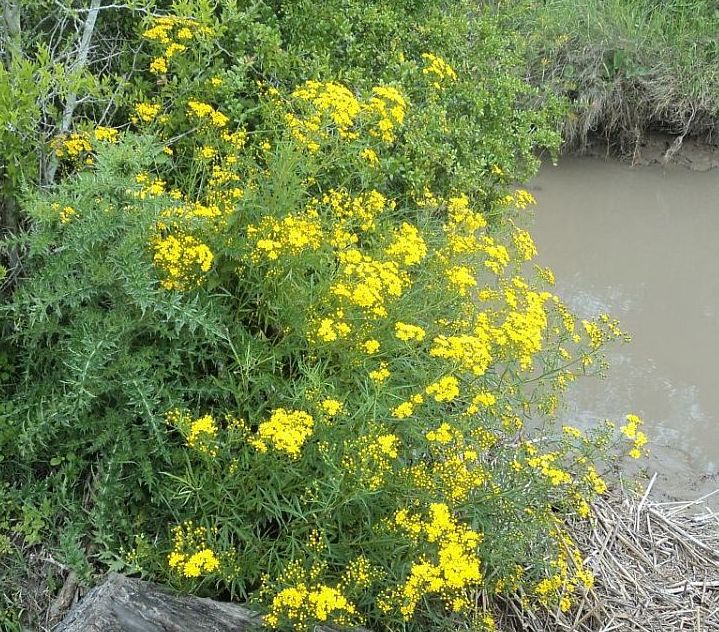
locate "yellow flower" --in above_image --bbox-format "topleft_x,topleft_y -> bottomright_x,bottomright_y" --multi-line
425,376 -> 460,402
94,126 -> 119,143
187,100 -> 229,128
320,399 -> 344,416
152,232 -> 213,291
391,401 -> 415,419
360,147 -> 379,167
362,339 -> 380,354
165,42 -> 186,59
421,53 -> 458,85
251,409 -> 314,458
168,521 -> 220,578
150,56 -> 168,74
199,145 -> 217,160
394,322 -> 426,342
57,205 -> 77,224
369,362 -> 390,383
134,102 -> 161,123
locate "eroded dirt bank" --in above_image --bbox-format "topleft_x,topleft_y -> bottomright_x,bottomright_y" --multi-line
566,132 -> 719,171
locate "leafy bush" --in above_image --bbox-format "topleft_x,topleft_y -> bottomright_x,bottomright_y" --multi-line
0,4 -> 643,631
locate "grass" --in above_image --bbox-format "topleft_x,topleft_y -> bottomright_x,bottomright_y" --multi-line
500,0 -> 719,150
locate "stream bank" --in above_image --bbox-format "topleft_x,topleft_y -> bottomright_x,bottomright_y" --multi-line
562,132 -> 719,172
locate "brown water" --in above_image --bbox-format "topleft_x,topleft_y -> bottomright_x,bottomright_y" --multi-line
529,158 -> 719,502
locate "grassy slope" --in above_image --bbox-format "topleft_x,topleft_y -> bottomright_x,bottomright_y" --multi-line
500,0 -> 719,149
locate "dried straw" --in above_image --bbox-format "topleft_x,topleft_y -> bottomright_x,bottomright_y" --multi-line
497,474 -> 719,631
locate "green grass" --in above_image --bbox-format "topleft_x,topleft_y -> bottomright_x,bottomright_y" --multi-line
501,0 -> 719,148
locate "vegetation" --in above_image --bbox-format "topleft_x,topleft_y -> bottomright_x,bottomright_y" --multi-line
504,0 -> 719,150
0,1 -> 667,631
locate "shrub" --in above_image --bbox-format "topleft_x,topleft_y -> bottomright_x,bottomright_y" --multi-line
0,6 -> 641,631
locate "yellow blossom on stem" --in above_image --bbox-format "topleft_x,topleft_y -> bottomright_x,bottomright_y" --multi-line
250,409 -> 314,458
394,322 -> 426,342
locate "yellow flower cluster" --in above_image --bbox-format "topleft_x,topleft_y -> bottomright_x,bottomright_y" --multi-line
533,526 -> 594,612
250,408 -> 314,458
421,53 -> 458,90
584,464 -> 607,495
264,561 -> 362,628
320,399 -> 344,416
94,126 -> 119,143
512,225 -> 538,261
331,253 -> 407,318
187,414 -> 218,456
168,521 -> 220,578
415,424 -> 490,502
52,132 -> 92,159
513,189 -> 536,209
425,422 -> 460,444
527,451 -> 572,486
362,339 -> 380,354
152,232 -> 213,291
286,81 -> 362,150
385,222 -> 427,266
284,80 -> 407,151
497,287 -> 551,370
360,147 -> 380,167
365,86 -> 408,143
316,315 -> 351,343
247,209 -> 323,262
165,409 -> 218,456
134,172 -> 167,199
343,432 -> 400,490
391,396 -> 423,419
142,15 -> 211,76
479,236 -> 510,275
266,583 -> 358,628
620,413 -> 648,459
133,102 -> 161,124
187,100 -> 230,128
430,330 -> 493,377
446,265 -> 477,295
382,503 -> 482,619
425,376 -> 460,402
394,322 -> 426,342
444,193 -> 487,255
51,202 -> 77,224
319,188 -> 388,233
369,362 -> 391,383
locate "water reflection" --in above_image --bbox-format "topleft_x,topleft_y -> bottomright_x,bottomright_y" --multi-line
529,158 -> 719,500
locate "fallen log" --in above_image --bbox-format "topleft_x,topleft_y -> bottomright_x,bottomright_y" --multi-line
55,573 -> 363,632
54,573 -> 264,631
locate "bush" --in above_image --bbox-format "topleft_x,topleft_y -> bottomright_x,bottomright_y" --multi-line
0,5 -> 643,631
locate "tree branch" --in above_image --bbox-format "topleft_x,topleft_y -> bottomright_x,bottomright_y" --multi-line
45,0 -> 102,185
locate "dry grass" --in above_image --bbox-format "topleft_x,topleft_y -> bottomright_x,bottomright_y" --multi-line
495,475 -> 719,631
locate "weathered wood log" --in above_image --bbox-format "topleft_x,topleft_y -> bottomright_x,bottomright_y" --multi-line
55,573 -> 362,632
55,573 -> 264,632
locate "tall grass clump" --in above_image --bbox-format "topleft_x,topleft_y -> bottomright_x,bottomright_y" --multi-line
0,3 -> 643,630
502,0 -> 719,151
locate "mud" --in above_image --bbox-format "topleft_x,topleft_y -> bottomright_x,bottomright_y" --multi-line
568,132 -> 719,172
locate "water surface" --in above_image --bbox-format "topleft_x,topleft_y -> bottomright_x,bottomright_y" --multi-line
529,158 -> 719,501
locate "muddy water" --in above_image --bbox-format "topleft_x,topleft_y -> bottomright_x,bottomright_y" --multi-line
529,158 -> 719,503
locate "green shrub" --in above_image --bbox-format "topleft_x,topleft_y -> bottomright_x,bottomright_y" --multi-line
0,6 -> 643,631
